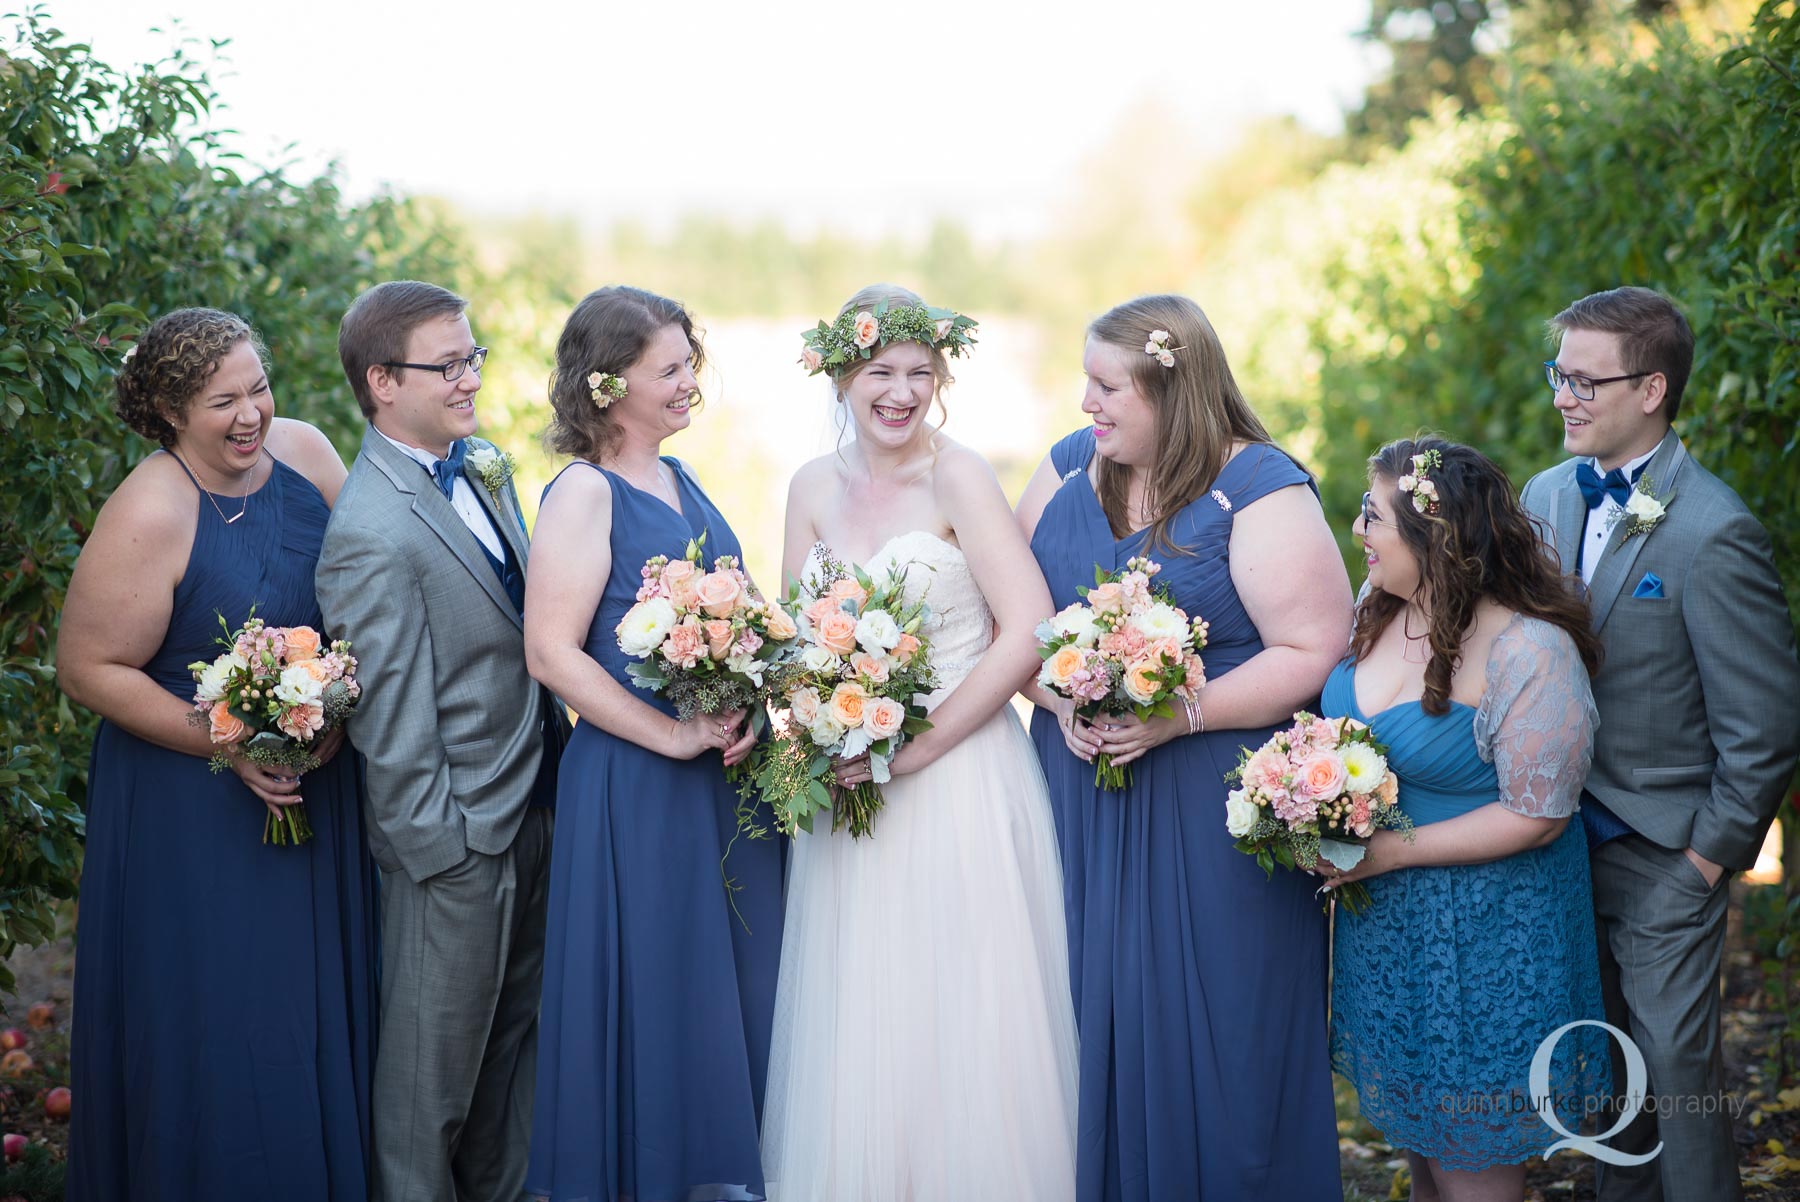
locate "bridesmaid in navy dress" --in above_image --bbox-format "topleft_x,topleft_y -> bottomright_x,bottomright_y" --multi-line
1015,295 -> 1352,1201
58,309 -> 377,1201
1317,438 -> 1609,1202
523,287 -> 783,1201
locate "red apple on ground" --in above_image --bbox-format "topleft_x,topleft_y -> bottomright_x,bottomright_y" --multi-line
43,1086 -> 70,1120
0,1133 -> 22,1162
0,1029 -> 24,1052
0,1051 -> 31,1077
23,1003 -> 51,1031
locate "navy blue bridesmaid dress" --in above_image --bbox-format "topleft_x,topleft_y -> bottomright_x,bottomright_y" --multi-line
1027,429 -> 1343,1202
68,455 -> 379,1201
527,459 -> 784,1202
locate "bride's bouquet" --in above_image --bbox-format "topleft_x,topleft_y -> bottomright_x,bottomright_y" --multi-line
1033,556 -> 1208,789
614,534 -> 799,734
739,547 -> 937,839
189,613 -> 360,846
1225,711 -> 1413,913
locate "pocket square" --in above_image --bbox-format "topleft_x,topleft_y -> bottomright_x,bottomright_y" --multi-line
1632,571 -> 1664,599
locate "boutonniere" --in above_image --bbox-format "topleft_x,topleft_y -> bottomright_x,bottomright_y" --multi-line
464,445 -> 518,500
1613,475 -> 1672,539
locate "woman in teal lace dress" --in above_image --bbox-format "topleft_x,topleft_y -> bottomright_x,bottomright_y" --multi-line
1319,437 -> 1611,1202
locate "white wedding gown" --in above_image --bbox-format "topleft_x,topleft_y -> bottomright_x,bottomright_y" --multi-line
761,532 -> 1078,1202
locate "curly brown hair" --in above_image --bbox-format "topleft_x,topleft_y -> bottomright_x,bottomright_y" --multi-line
114,308 -> 266,446
1350,436 -> 1602,715
545,287 -> 706,462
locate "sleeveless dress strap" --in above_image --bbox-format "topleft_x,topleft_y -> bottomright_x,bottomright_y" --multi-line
1049,428 -> 1096,479
160,448 -> 204,492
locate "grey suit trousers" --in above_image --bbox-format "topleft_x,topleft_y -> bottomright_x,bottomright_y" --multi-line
372,807 -> 551,1202
1591,834 -> 1739,1202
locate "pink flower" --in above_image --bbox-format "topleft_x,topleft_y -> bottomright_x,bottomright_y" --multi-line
703,619 -> 735,660
892,633 -> 922,663
1349,797 -> 1375,838
662,560 -> 701,610
277,702 -> 325,742
1270,787 -> 1316,825
208,701 -> 248,745
694,571 -> 744,618
863,696 -> 905,739
850,651 -> 890,685
826,577 -> 869,610
734,629 -> 764,657
662,621 -> 707,669
1296,751 -> 1348,802
763,608 -> 798,642
283,626 -> 322,662
933,317 -> 953,342
788,686 -> 822,728
803,596 -> 842,631
1245,747 -> 1289,794
852,310 -> 880,348
1088,581 -> 1125,616
800,346 -> 824,372
815,610 -> 859,657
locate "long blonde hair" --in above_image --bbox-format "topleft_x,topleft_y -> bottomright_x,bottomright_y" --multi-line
1089,294 -> 1275,554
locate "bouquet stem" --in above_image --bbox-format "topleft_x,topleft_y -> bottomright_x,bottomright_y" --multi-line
1092,753 -> 1132,791
264,804 -> 313,847
833,781 -> 884,839
1330,881 -> 1374,915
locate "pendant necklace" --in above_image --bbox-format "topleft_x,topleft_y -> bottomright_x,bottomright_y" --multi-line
173,447 -> 258,525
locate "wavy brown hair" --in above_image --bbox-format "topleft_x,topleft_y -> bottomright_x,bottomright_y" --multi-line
1350,436 -> 1602,714
114,308 -> 265,446
1089,294 -> 1279,556
546,286 -> 707,462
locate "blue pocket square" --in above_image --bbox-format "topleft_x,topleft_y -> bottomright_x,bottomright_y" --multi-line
1632,571 -> 1664,599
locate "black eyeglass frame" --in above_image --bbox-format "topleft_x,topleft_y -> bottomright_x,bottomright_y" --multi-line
381,345 -> 489,382
1360,490 -> 1384,526
1542,360 -> 1649,402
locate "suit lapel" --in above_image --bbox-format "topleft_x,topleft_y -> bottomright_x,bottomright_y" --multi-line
1547,471 -> 1587,581
1587,429 -> 1687,631
463,445 -> 530,569
361,429 -> 523,630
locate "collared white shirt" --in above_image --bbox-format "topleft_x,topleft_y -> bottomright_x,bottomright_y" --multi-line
374,426 -> 504,561
1578,445 -> 1658,585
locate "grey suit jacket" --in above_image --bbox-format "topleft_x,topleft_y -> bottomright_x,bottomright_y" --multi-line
1522,429 -> 1800,868
316,426 -> 563,882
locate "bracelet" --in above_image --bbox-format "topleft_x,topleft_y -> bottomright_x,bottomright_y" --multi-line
1182,693 -> 1205,736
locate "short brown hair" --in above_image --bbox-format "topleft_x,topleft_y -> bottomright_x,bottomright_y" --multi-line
1549,286 -> 1694,422
338,280 -> 468,418
114,308 -> 265,447
546,287 -> 706,462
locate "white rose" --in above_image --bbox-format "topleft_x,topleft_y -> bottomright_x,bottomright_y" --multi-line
853,609 -> 901,654
1128,601 -> 1188,642
1225,788 -> 1259,838
274,663 -> 325,706
1624,491 -> 1664,522
466,445 -> 497,472
1049,604 -> 1100,648
194,658 -> 234,703
801,644 -> 843,674
616,597 -> 679,658
807,710 -> 848,748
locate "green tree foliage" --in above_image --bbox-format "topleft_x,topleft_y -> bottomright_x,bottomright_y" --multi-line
0,9 -> 464,995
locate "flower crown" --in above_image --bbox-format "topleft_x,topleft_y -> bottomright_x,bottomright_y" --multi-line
587,371 -> 627,408
1145,329 -> 1184,368
1397,449 -> 1442,514
798,301 -> 978,377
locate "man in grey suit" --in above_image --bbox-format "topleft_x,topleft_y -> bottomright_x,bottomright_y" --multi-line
316,280 -> 569,1201
1522,286 -> 1799,1201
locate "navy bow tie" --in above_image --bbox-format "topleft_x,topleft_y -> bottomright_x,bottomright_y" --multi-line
428,440 -> 468,500
1575,461 -> 1641,510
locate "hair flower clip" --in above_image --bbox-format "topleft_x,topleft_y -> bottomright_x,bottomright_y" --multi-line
587,371 -> 627,408
1397,449 -> 1442,514
1144,329 -> 1183,368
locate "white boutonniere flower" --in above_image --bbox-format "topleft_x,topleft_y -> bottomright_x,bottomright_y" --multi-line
1617,476 -> 1671,539
465,445 -> 518,500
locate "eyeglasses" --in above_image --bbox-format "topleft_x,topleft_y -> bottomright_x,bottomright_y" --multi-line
1360,491 -> 1383,526
382,346 -> 488,382
1543,361 -> 1648,402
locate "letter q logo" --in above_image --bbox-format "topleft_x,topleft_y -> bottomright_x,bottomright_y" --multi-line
1530,1020 -> 1662,1166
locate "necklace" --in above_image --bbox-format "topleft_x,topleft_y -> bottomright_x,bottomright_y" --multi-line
172,448 -> 258,525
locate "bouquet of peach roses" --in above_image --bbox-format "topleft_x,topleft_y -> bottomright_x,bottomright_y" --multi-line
614,533 -> 799,732
1225,710 -> 1413,913
189,613 -> 360,846
1034,556 -> 1208,789
739,548 -> 937,839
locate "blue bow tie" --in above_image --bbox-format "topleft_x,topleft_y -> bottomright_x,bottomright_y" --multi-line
428,440 -> 468,500
1575,461 -> 1641,510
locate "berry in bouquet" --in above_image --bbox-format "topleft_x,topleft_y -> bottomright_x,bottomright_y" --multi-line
1225,710 -> 1414,913
189,613 -> 360,846
1033,555 -> 1208,789
741,546 -> 937,839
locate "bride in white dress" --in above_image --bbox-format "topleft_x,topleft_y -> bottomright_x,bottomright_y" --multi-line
760,284 -> 1077,1202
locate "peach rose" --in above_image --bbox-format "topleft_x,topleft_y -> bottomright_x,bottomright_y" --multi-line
1043,644 -> 1087,691
300,657 -> 335,683
1087,581 -> 1125,616
1376,772 -> 1399,809
283,626 -> 322,662
763,607 -> 798,641
826,577 -> 869,610
694,570 -> 744,618
661,560 -> 700,609
892,633 -> 921,663
662,621 -> 707,669
803,596 -> 842,630
933,317 -> 953,342
800,346 -> 824,373
277,702 -> 325,741
828,682 -> 868,728
852,310 -> 880,348
703,619 -> 735,660
1297,751 -> 1348,802
863,696 -> 905,739
208,701 -> 248,744
816,610 -> 859,656
850,651 -> 891,685
788,686 -> 822,728
1121,659 -> 1162,706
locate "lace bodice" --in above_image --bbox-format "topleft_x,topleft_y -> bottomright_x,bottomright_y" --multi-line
803,531 -> 992,704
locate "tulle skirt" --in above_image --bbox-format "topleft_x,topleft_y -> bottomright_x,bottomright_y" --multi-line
760,704 -> 1078,1202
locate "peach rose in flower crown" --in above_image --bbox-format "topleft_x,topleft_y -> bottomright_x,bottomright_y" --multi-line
764,606 -> 798,642
283,626 -> 322,662
828,681 -> 868,728
208,700 -> 248,744
863,696 -> 905,740
694,570 -> 744,618
1297,750 -> 1348,802
816,610 -> 859,656
852,310 -> 880,349
662,621 -> 708,669
661,560 -> 701,610
826,577 -> 869,609
892,632 -> 922,663
788,686 -> 822,728
850,651 -> 891,685
800,346 -> 824,373
277,702 -> 325,741
703,619 -> 735,660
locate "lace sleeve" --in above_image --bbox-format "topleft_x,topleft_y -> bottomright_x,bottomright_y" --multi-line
1471,615 -> 1598,819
